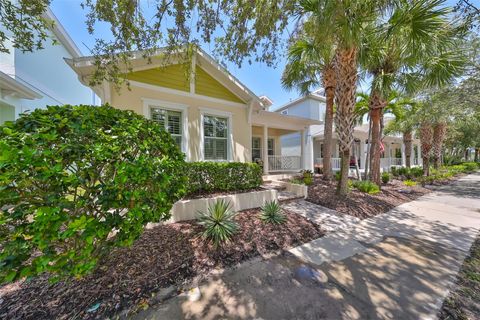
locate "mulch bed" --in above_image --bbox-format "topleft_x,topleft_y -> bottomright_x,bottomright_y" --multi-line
0,209 -> 323,320
439,234 -> 480,320
307,178 -> 431,219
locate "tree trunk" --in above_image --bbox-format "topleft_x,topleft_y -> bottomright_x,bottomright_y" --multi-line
368,91 -> 386,186
432,122 -> 447,169
334,47 -> 358,196
322,64 -> 336,180
419,122 -> 434,176
403,131 -> 413,168
475,148 -> 479,162
364,116 -> 372,180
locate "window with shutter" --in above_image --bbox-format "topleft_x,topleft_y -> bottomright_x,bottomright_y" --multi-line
150,107 -> 183,149
203,115 -> 228,161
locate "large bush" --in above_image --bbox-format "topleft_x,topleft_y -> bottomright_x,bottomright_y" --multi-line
185,162 -> 262,195
0,105 -> 187,282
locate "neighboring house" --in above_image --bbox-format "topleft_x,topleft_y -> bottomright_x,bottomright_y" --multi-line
66,48 -> 320,174
0,8 -> 95,125
275,91 -> 423,172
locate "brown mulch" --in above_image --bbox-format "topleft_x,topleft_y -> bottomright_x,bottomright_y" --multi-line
0,209 -> 323,320
307,178 -> 432,219
439,234 -> 480,320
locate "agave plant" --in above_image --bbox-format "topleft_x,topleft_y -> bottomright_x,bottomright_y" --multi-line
259,200 -> 286,224
197,199 -> 238,247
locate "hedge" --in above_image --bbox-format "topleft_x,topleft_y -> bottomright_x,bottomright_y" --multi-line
185,162 -> 262,195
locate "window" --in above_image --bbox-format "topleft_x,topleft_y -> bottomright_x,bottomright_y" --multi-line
203,115 -> 228,160
268,138 -> 275,155
151,107 -> 183,148
252,137 -> 261,161
251,137 -> 274,161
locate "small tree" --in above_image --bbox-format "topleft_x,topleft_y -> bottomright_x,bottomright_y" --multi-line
0,105 -> 187,283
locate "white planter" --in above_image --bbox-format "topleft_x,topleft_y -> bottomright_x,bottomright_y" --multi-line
166,189 -> 278,223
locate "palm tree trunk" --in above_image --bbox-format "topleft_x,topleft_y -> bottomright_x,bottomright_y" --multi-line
368,90 -> 387,186
420,122 -> 434,176
403,131 -> 413,168
432,122 -> 447,169
322,64 -> 336,180
334,47 -> 358,196
364,116 -> 372,180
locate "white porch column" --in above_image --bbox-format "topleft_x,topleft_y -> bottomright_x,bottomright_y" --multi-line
411,142 -> 415,166
360,141 -> 366,169
300,129 -> 306,170
263,125 -> 269,174
401,143 -> 406,166
417,143 -> 423,166
304,127 -> 314,171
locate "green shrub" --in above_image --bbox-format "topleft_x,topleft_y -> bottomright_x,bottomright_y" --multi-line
290,178 -> 304,185
197,199 -> 238,247
259,200 -> 286,224
185,162 -> 261,195
381,172 -> 390,184
352,180 -> 380,194
301,170 -> 314,186
462,162 -> 479,172
335,171 -> 341,181
0,105 -> 187,283
403,180 -> 417,187
390,166 -> 398,176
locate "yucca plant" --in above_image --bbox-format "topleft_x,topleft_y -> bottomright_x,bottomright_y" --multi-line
197,200 -> 238,247
259,200 -> 286,224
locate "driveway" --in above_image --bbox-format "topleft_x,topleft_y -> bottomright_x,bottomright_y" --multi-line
134,173 -> 480,320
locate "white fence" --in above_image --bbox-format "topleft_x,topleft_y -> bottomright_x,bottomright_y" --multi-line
268,155 -> 302,172
380,157 -> 403,168
315,158 -> 342,170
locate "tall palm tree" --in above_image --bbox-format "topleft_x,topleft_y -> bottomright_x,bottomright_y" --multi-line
282,22 -> 336,180
361,0 -> 465,185
300,0 -> 394,196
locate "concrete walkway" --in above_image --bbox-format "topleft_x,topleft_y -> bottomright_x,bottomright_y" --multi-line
135,173 -> 480,320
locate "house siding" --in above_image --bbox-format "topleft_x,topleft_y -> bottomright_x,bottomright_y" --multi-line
109,83 -> 251,162
126,64 -> 190,92
195,66 -> 244,103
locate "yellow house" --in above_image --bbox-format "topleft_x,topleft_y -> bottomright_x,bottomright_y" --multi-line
66,48 -> 320,174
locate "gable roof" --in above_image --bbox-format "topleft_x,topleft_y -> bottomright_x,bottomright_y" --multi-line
43,8 -> 82,58
65,47 -> 263,108
274,93 -> 326,113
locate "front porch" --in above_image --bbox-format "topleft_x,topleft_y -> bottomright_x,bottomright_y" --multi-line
313,135 -> 423,172
251,110 -> 321,174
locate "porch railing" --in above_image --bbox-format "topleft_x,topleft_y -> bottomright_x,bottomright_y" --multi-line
380,157 -> 402,168
268,155 -> 302,172
315,158 -> 341,170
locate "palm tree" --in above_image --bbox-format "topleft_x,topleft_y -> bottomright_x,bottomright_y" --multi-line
384,100 -> 420,168
360,0 -> 465,185
299,0 -> 394,196
420,121 -> 434,176
282,22 -> 336,180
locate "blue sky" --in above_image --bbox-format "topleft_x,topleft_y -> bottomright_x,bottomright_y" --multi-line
51,0 -> 460,110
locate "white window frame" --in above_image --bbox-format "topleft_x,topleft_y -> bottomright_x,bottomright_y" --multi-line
142,98 -> 189,160
251,136 -> 275,161
200,107 -> 233,162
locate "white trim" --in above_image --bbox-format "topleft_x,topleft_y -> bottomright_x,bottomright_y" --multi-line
43,8 -> 82,58
129,80 -> 247,108
199,108 -> 233,162
142,98 -> 190,160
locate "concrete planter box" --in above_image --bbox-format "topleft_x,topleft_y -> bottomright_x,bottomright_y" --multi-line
166,189 -> 278,223
271,180 -> 308,199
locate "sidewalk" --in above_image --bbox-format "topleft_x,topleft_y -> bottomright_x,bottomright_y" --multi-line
135,173 -> 480,320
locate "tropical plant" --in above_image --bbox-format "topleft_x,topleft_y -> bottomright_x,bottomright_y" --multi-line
381,172 -> 391,184
352,180 -> 380,194
0,105 -> 187,283
259,200 -> 286,224
403,180 -> 418,187
361,0 -> 465,185
197,200 -> 238,247
282,19 -> 337,180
